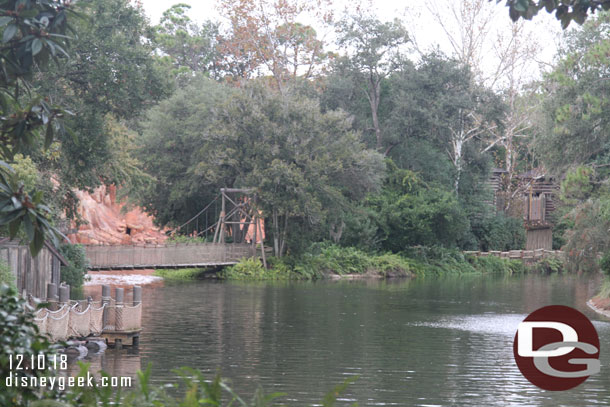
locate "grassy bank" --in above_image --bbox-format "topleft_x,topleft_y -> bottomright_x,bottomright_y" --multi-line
153,268 -> 209,281
221,244 -> 529,281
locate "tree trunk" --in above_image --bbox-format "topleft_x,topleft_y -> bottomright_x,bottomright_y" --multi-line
368,74 -> 382,151
272,208 -> 280,257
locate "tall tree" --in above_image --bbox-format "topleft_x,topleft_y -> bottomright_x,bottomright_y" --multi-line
139,78 -> 385,256
153,4 -> 221,78
0,0 -> 76,253
536,12 -> 610,172
34,0 -> 171,206
492,0 -> 610,27
217,0 -> 331,90
334,13 -> 409,153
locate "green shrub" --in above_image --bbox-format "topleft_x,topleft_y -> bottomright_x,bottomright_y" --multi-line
369,253 -> 414,277
532,257 -> 564,273
600,251 -> 610,275
166,235 -> 211,244
469,256 -> 526,274
472,213 -> 525,252
0,259 -> 15,289
222,258 -> 293,280
0,284 -> 60,406
154,268 -> 208,281
59,244 -> 89,289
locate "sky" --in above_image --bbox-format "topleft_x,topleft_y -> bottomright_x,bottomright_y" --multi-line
138,0 -> 564,86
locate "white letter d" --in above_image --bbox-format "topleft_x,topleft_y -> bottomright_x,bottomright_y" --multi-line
518,321 -> 578,357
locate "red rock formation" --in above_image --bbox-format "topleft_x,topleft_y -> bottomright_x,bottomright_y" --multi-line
68,185 -> 167,245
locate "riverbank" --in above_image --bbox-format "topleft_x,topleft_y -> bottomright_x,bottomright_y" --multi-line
218,245 -> 531,281
587,279 -> 610,318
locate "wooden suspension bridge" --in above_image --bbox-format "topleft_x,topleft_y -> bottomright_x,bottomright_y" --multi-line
85,188 -> 267,270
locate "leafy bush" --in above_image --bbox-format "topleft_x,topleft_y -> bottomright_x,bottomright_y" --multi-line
470,256 -> 526,274
222,258 -> 293,280
369,253 -> 415,277
166,235 -> 212,244
0,284 -> 60,406
472,213 -> 525,252
154,268 -> 208,281
532,257 -> 564,273
59,244 -> 89,289
562,196 -> 610,272
366,165 -> 470,252
0,259 -> 15,289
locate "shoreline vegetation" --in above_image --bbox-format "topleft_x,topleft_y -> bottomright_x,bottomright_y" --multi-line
152,244 -> 566,282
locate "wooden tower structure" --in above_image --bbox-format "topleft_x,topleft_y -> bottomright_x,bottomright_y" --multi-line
520,171 -> 557,250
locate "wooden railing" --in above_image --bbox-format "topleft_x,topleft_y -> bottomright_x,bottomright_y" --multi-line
464,249 -> 564,261
84,243 -> 255,270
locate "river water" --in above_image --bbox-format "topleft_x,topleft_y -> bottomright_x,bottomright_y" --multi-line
82,274 -> 610,406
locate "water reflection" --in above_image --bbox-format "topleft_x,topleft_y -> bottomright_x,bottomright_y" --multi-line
77,274 -> 610,406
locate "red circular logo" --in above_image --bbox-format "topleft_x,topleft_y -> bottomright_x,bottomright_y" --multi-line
513,305 -> 600,391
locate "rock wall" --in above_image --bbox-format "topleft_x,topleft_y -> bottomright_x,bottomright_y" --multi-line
68,185 -> 167,245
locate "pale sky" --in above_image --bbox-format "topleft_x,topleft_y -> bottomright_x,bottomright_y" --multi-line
138,0 -> 563,87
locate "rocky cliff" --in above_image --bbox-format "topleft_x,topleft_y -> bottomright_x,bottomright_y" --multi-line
68,185 -> 167,245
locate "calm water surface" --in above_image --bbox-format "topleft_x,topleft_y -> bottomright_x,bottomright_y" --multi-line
83,274 -> 610,406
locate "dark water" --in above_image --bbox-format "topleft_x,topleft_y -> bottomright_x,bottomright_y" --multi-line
84,274 -> 610,406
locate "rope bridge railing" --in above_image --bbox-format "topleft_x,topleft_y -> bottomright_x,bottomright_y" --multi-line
27,283 -> 142,343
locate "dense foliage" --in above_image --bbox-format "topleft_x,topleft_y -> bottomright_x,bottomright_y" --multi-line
0,284 -> 59,406
58,243 -> 88,288
0,0 -> 75,254
494,0 -> 610,27
535,13 -> 610,272
222,244 -> 528,280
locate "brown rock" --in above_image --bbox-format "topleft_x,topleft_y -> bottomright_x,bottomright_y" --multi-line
67,185 -> 168,246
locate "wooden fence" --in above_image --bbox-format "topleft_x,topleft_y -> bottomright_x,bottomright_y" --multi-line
85,243 -> 256,270
464,249 -> 563,261
0,240 -> 62,298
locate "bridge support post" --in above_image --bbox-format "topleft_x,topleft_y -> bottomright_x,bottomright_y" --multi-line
133,286 -> 142,306
115,287 -> 124,305
58,285 -> 70,306
47,283 -> 58,310
115,287 -> 124,331
101,285 -> 111,328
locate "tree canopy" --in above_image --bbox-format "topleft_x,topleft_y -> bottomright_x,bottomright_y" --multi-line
494,0 -> 610,27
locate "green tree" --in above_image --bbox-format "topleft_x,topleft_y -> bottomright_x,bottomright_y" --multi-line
333,13 -> 409,153
34,0 -> 171,196
0,0 -> 77,254
536,12 -> 610,173
493,0 -> 610,27
153,4 -> 221,79
365,163 -> 470,251
139,78 -> 384,256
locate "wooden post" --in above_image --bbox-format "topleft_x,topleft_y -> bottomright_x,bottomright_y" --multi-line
115,287 -> 124,305
251,214 -> 257,257
47,283 -> 58,311
58,285 -> 70,305
257,217 -> 267,269
220,189 -> 226,244
133,286 -> 142,306
101,284 -> 111,328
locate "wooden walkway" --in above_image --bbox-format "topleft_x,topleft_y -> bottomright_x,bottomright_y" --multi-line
85,243 -> 255,270
464,249 -> 564,261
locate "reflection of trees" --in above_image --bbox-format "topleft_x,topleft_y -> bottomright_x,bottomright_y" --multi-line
77,275 -> 605,405
63,348 -> 141,381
